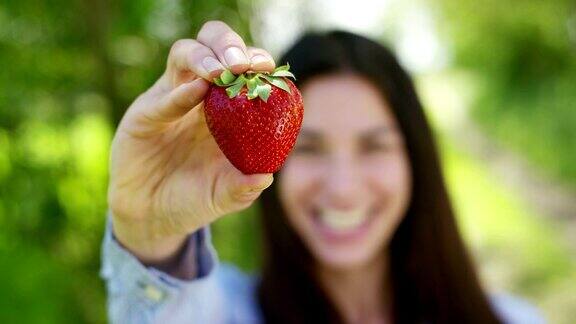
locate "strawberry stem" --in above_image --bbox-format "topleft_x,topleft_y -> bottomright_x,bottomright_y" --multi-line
213,63 -> 295,102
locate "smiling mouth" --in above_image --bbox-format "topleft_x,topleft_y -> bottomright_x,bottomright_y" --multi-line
311,205 -> 378,238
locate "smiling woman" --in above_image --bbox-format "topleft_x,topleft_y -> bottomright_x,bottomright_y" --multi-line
101,21 -> 543,324
258,31 -> 508,324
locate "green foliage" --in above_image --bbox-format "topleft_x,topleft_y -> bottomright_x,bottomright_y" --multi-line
211,205 -> 263,273
436,0 -> 576,188
0,0 -> 252,322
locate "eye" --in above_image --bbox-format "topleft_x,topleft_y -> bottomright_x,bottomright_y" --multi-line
292,142 -> 324,155
360,140 -> 392,154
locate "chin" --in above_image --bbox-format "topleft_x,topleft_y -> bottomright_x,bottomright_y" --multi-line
314,245 -> 381,271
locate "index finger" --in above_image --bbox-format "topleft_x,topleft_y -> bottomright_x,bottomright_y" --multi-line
196,21 -> 253,74
166,39 -> 225,85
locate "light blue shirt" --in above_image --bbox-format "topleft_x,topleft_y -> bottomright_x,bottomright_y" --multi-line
100,221 -> 546,324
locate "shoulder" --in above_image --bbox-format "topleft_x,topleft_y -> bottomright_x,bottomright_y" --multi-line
214,262 -> 263,323
489,292 -> 546,324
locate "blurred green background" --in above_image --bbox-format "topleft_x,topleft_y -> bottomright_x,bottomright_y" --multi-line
1,0 -> 575,323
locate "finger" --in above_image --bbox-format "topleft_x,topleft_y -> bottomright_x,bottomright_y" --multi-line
247,47 -> 276,72
228,173 -> 274,209
167,39 -> 225,83
145,78 -> 209,123
197,20 -> 251,74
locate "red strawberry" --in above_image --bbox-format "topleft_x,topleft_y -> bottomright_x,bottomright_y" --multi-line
204,64 -> 304,174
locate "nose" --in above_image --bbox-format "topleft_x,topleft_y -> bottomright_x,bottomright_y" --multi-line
322,154 -> 363,208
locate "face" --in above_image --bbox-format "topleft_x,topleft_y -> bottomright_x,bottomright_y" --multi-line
278,73 -> 412,271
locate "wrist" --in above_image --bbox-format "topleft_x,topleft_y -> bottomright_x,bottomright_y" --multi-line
111,216 -> 189,265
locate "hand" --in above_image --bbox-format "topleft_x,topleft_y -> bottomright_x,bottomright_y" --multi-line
108,21 -> 275,264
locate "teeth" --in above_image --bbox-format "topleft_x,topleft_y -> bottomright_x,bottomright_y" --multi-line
318,207 -> 369,231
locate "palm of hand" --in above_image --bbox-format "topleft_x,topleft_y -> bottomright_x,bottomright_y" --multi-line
109,98 -> 245,236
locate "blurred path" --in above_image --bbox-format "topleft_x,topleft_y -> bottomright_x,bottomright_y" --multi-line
449,116 -> 576,249
419,73 -> 576,250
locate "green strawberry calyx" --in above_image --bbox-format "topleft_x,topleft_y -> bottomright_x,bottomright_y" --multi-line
212,63 -> 296,102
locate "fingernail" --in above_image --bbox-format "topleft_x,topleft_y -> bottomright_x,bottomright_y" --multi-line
251,176 -> 274,192
250,55 -> 269,66
202,56 -> 224,73
224,47 -> 249,67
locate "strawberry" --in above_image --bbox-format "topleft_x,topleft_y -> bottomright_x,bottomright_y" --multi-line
204,64 -> 304,174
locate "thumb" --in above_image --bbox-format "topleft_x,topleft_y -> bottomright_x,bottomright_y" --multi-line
235,173 -> 275,201
219,171 -> 274,213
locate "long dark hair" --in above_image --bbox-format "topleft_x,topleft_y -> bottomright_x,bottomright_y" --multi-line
257,31 -> 502,324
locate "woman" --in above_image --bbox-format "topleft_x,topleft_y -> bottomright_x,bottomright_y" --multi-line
101,21 -> 543,323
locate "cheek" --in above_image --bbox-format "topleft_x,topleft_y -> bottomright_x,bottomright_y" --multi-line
279,157 -> 322,198
278,157 -> 322,229
364,152 -> 412,221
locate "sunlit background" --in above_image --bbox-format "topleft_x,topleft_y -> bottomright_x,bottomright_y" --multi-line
1,0 -> 575,323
